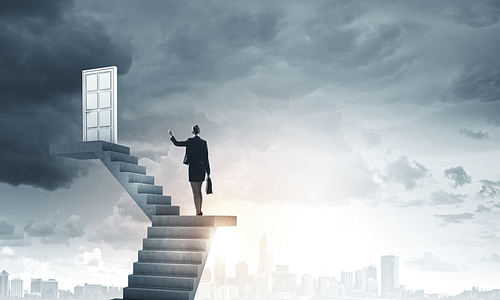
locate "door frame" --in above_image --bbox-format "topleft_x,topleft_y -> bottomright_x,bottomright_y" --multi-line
82,66 -> 118,144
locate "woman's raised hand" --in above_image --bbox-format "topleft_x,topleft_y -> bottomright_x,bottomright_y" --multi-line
168,129 -> 174,136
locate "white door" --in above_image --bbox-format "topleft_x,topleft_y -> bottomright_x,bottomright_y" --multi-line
82,66 -> 117,143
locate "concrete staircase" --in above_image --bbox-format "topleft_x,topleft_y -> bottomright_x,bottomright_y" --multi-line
50,141 -> 178,220
125,215 -> 235,300
50,141 -> 236,300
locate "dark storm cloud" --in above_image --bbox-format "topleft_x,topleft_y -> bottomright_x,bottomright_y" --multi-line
443,1 -> 500,106
478,180 -> 500,198
434,212 -> 474,225
117,0 -> 413,129
61,215 -> 85,238
407,252 -> 468,272
150,5 -> 283,87
0,219 -> 31,247
451,0 -> 500,28
0,0 -> 133,191
459,128 -> 489,140
23,220 -> 56,237
296,2 -> 410,82
24,215 -> 85,246
444,166 -> 472,188
383,155 -> 430,190
0,220 -> 15,235
0,0 -> 71,25
430,190 -> 467,206
451,65 -> 500,103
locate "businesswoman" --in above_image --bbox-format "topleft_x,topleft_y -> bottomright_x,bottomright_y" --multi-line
168,125 -> 210,216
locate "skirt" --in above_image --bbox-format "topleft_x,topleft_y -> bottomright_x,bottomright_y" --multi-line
189,163 -> 206,182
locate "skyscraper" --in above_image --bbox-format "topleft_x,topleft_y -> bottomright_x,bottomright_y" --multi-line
258,234 -> 268,278
341,271 -> 353,297
31,279 -> 42,295
381,255 -> 399,295
300,274 -> 316,297
214,253 -> 226,287
272,265 -> 296,294
236,262 -> 248,298
354,269 -> 366,292
41,279 -> 58,298
317,277 -> 337,297
11,278 -> 23,298
364,265 -> 378,296
364,265 -> 377,281
0,270 -> 9,297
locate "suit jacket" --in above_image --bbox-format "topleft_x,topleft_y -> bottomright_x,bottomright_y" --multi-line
170,136 -> 210,175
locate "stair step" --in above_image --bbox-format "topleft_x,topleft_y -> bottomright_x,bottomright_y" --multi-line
152,216 -> 237,227
155,205 -> 180,215
120,162 -> 146,174
145,195 -> 171,205
123,286 -> 190,300
143,238 -> 207,251
152,216 -> 222,227
129,274 -> 195,290
106,151 -> 138,164
101,142 -> 130,155
138,250 -> 204,264
128,173 -> 154,184
148,227 -> 211,239
133,262 -> 200,277
134,184 -> 163,195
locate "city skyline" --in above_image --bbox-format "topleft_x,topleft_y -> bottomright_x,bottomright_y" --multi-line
1,233 -> 499,299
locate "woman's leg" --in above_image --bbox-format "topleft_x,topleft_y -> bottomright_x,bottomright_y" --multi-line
190,181 -> 203,215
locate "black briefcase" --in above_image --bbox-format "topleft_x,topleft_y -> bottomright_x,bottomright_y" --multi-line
206,176 -> 213,194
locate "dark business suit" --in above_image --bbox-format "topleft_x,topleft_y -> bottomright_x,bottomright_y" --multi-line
170,136 -> 210,182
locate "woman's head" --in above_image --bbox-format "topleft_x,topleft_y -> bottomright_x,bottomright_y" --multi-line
192,125 -> 200,135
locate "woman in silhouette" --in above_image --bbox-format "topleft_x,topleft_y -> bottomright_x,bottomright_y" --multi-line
168,125 -> 210,216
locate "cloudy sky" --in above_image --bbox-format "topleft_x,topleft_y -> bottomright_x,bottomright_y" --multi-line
1,0 -> 500,295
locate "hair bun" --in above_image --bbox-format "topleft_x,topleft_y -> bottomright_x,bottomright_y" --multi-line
193,125 -> 200,134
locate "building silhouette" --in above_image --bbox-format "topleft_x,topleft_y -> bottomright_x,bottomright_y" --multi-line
215,253 -> 226,288
0,270 -> 9,297
272,265 -> 296,294
258,235 -> 268,278
236,262 -> 248,298
341,271 -> 354,297
365,265 -> 377,281
318,276 -> 338,297
355,269 -> 366,293
30,279 -> 42,296
41,279 -> 58,298
10,278 -> 23,298
381,255 -> 399,297
300,274 -> 316,297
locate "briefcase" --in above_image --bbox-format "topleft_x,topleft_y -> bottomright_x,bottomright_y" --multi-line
206,176 -> 213,194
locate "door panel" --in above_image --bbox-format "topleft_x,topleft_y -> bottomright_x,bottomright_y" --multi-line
87,112 -> 98,128
87,93 -> 98,109
99,111 -> 111,127
86,74 -> 98,91
99,91 -> 111,108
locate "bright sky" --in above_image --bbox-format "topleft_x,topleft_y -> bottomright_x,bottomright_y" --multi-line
1,0 -> 500,295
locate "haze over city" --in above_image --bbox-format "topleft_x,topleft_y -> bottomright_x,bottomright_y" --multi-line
1,0 -> 500,296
